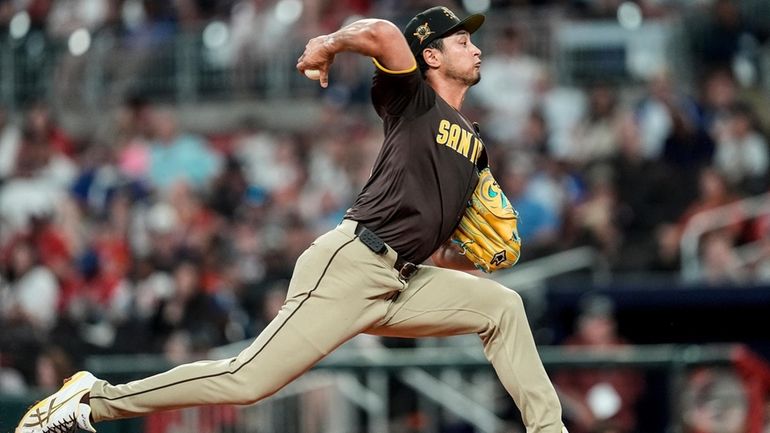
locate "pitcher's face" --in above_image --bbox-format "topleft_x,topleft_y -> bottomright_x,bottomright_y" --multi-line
440,31 -> 482,86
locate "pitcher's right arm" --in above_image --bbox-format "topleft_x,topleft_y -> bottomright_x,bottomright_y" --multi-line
296,19 -> 415,88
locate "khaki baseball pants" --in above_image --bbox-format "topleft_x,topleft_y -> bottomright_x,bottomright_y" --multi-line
89,220 -> 562,432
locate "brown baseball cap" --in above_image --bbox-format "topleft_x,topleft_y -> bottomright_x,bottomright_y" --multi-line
403,6 -> 485,58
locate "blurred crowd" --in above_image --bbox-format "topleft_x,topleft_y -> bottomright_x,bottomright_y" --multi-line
0,97 -> 381,388
1,1 -> 770,432
0,0 -> 746,40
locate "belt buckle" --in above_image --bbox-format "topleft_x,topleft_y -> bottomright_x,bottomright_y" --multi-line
398,262 -> 418,281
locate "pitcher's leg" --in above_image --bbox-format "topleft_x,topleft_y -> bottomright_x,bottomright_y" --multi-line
369,266 -> 562,433
90,232 -> 399,421
90,297 -> 332,421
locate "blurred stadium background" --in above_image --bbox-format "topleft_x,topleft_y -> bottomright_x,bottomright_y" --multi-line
2,0 -> 770,432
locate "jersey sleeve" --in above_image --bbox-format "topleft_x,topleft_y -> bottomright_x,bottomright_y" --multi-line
370,58 -> 435,119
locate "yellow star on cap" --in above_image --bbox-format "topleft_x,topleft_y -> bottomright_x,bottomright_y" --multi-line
413,22 -> 434,44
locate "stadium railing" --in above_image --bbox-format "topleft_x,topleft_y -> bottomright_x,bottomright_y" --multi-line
2,343 -> 768,433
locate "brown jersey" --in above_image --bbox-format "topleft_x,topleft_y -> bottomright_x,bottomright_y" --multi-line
345,61 -> 488,264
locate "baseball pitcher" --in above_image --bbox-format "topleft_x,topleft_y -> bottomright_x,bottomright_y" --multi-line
17,6 -> 564,433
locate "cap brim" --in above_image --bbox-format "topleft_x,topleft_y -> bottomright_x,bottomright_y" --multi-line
443,13 -> 485,38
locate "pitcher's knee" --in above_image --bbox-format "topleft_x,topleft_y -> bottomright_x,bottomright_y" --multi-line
494,285 -> 526,320
228,382 -> 261,405
472,280 -> 526,320
504,288 -> 525,310
476,282 -> 526,340
227,372 -> 282,405
231,384 -> 279,406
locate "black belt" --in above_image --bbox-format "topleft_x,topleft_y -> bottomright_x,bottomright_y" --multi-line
353,223 -> 419,281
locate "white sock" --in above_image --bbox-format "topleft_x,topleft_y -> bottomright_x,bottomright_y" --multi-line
76,403 -> 96,433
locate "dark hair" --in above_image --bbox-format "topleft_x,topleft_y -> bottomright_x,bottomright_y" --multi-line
729,101 -> 754,120
418,38 -> 444,77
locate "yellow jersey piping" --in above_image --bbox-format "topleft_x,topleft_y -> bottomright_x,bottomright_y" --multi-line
372,58 -> 417,74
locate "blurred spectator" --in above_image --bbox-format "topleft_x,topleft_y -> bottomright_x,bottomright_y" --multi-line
26,213 -> 82,312
698,69 -> 739,140
700,231 -> 749,285
661,102 -> 716,212
534,70 -> 587,160
570,0 -> 622,19
233,120 -> 303,200
48,0 -> 115,110
247,279 -> 288,337
228,0 -> 302,92
663,106 -> 716,174
525,159 -> 584,246
46,0 -> 112,37
501,161 -> 559,259
753,236 -> 770,284
685,0 -> 767,79
512,109 -> 550,162
299,131 -> 355,231
139,200 -> 182,271
163,330 -> 195,363
713,102 -> 769,195
688,0 -> 742,71
474,26 -> 545,143
569,165 -> 620,260
568,84 -> 621,166
102,1 -> 177,105
0,129 -> 74,239
228,216 -> 266,286
315,0 -> 372,33
0,237 -> 60,332
0,0 -> 14,29
126,257 -> 175,324
745,204 -> 770,282
610,114 -> 678,271
34,347 -> 75,391
260,212 -> 316,279
665,168 -> 744,281
209,156 -> 249,220
123,0 -> 177,50
166,181 -> 224,257
147,109 -> 222,192
652,223 -> 682,273
634,69 -> 698,161
677,167 -> 743,244
0,105 -> 21,180
555,295 -> 644,433
0,353 -> 27,395
70,137 -> 140,222
27,0 -> 54,31
114,95 -> 154,181
66,217 -> 133,333
681,368 -> 748,433
175,0 -> 219,30
25,103 -> 76,158
151,258 -> 228,352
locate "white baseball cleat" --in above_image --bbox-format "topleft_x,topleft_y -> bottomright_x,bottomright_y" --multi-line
16,371 -> 98,433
